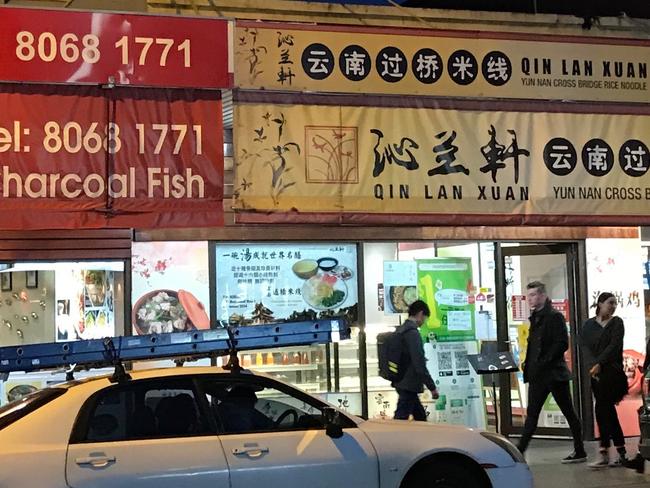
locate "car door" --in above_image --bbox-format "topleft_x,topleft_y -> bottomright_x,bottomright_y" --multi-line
200,375 -> 379,488
66,377 -> 229,488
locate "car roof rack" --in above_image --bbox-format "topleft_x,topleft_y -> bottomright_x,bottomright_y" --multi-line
0,318 -> 349,383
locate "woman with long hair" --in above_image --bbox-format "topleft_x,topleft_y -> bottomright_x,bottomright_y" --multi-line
581,292 -> 628,469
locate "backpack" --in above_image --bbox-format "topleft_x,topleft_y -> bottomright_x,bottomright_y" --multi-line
377,329 -> 410,383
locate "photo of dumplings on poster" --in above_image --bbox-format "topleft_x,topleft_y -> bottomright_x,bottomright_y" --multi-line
131,241 -> 211,336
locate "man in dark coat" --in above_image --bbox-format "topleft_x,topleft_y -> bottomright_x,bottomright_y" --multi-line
393,300 -> 439,421
516,281 -> 586,463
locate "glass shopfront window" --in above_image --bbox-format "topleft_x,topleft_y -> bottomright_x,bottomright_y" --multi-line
359,237 -> 645,438
0,260 -> 125,406
363,241 -> 496,426
213,242 -> 359,398
4,235 -> 642,434
0,261 -> 125,347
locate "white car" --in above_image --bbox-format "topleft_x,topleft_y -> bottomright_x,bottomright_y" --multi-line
0,366 -> 532,488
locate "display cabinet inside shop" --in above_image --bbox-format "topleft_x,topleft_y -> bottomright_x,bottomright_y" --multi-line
216,344 -> 329,393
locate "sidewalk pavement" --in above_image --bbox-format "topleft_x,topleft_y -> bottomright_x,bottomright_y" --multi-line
527,438 -> 650,488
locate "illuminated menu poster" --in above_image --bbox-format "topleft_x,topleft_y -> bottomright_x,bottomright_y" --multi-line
383,261 -> 417,315
131,241 -> 210,335
417,258 -> 476,342
55,268 -> 115,341
215,243 -> 358,324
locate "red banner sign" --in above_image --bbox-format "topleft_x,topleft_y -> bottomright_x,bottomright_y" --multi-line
0,86 -> 223,229
0,7 -> 231,89
551,299 -> 570,322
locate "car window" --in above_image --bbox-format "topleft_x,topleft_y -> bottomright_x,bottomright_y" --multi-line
0,388 -> 66,431
200,378 -> 327,435
76,379 -> 209,443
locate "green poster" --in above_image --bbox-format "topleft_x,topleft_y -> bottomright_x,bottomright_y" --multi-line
417,258 -> 475,342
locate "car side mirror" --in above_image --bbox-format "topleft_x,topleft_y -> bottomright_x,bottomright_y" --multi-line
322,407 -> 344,439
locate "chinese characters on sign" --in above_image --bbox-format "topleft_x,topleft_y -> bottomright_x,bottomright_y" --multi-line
295,41 -> 510,87
235,22 -> 650,103
586,238 -> 646,353
511,295 -> 530,321
235,102 -> 650,224
371,124 -> 529,186
544,138 -> 650,178
215,243 -> 358,325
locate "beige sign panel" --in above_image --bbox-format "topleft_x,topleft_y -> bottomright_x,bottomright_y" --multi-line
234,102 -> 650,224
235,21 -> 650,103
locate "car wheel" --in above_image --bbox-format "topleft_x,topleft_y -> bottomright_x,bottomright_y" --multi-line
404,459 -> 486,488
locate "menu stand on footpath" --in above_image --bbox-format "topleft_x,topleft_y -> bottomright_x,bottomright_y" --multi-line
468,342 -> 518,434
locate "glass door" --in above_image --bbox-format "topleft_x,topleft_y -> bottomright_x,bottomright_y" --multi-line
496,243 -> 582,437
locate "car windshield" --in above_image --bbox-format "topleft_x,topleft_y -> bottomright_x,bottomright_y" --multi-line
0,387 -> 67,431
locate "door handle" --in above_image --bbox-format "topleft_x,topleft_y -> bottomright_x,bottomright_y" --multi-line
75,455 -> 116,468
232,446 -> 269,458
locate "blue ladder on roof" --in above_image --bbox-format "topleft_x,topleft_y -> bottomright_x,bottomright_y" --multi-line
0,318 -> 349,374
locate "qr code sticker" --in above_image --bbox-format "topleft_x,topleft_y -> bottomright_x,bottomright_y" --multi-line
437,352 -> 453,371
454,351 -> 469,369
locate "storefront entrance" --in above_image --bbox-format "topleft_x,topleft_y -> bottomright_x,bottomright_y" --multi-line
496,243 -> 584,438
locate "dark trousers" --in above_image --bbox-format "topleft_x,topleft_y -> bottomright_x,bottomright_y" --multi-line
518,380 -> 584,453
593,380 -> 625,449
394,389 -> 427,421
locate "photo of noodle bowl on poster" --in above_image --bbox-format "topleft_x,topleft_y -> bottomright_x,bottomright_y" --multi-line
383,261 -> 418,315
215,243 -> 358,325
131,242 -> 211,335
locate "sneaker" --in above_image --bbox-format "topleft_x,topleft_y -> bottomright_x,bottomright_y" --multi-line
623,453 -> 645,473
587,452 -> 609,469
609,456 -> 626,467
562,451 -> 588,464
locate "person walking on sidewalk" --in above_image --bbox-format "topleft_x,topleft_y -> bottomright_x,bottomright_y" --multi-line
393,300 -> 440,421
516,281 -> 587,463
581,292 -> 628,469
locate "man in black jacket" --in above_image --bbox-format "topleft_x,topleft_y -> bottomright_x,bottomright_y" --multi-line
393,300 -> 440,421
516,281 -> 587,463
